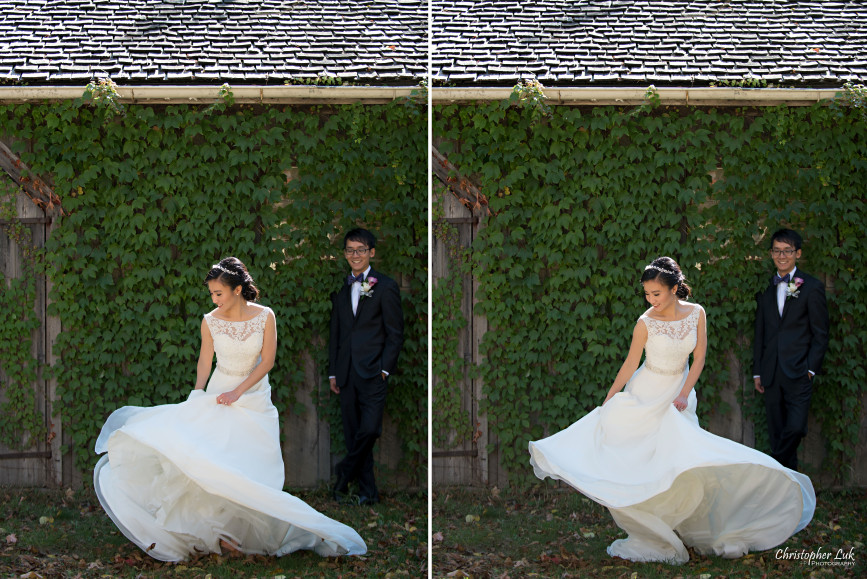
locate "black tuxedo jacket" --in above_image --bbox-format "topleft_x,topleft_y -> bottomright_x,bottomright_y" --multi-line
753,270 -> 829,383
328,269 -> 404,385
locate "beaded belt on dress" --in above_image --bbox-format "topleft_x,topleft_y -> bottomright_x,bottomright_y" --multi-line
217,364 -> 253,377
645,361 -> 686,376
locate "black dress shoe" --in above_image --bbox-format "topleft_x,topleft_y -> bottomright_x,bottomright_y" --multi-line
357,495 -> 380,506
332,476 -> 350,503
334,491 -> 356,505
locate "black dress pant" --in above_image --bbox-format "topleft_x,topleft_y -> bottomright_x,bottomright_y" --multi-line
336,366 -> 387,499
764,367 -> 812,471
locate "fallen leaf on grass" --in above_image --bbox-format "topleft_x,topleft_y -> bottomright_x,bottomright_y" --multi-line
433,531 -> 444,542
5,533 -> 17,544
464,514 -> 480,523
38,516 -> 54,525
446,571 -> 470,578
539,553 -> 563,565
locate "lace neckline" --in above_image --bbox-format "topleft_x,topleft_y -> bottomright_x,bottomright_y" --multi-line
207,307 -> 267,323
642,304 -> 699,323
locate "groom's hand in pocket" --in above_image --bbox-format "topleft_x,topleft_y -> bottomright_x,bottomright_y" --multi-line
330,377 -> 340,395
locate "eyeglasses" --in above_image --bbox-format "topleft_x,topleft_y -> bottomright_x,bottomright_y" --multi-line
344,247 -> 370,257
769,249 -> 797,257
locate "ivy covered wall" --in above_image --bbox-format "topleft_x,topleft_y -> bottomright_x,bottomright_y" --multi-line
0,91 -> 427,485
433,97 -> 867,486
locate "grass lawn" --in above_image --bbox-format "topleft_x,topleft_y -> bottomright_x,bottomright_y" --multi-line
1,484 -> 426,578
433,485 -> 866,578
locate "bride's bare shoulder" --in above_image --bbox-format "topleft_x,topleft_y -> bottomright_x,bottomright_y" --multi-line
685,302 -> 705,315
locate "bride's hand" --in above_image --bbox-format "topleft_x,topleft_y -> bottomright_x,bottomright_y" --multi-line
217,390 -> 241,406
673,394 -> 688,412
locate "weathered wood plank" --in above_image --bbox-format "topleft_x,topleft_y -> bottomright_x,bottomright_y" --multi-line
0,141 -> 65,217
432,146 -> 491,217
471,216 -> 492,487
281,350 -> 321,488
45,215 -> 65,486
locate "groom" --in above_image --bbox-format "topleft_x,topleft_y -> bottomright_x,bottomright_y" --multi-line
753,228 -> 829,471
328,228 -> 404,505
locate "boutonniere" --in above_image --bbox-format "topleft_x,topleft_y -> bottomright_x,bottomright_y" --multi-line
360,277 -> 378,298
786,277 -> 804,299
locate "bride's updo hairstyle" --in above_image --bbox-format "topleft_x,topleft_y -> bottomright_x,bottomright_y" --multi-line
204,257 -> 260,302
640,256 -> 691,300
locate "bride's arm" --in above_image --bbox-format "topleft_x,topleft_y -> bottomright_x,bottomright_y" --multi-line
194,318 -> 215,390
224,311 -> 278,401
603,320 -> 648,405
674,307 -> 707,409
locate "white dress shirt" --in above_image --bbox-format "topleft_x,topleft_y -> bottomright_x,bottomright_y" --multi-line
351,265 -> 372,316
777,266 -> 797,317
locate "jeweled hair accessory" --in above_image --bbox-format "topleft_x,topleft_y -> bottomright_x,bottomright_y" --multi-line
211,264 -> 234,275
644,264 -> 678,276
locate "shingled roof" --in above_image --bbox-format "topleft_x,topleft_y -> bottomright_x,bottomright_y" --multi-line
433,1 -> 867,87
0,0 -> 426,86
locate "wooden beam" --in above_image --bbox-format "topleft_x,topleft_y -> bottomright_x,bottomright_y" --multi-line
432,146 -> 492,216
434,217 -> 479,225
0,141 -> 66,217
0,451 -> 51,460
0,217 -> 52,225
432,449 -> 478,458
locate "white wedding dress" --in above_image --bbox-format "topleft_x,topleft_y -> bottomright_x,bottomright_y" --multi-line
94,307 -> 366,561
529,304 -> 815,564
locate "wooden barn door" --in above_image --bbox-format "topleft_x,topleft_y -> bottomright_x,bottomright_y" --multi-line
432,188 -> 506,487
0,189 -> 65,486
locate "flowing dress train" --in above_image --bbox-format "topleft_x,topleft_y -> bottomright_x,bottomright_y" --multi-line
94,307 -> 366,561
529,305 -> 814,563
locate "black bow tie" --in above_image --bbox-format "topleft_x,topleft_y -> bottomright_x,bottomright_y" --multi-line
347,273 -> 365,286
773,273 -> 791,286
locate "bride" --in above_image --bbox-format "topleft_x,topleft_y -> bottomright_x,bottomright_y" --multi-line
94,257 -> 366,561
529,257 -> 815,564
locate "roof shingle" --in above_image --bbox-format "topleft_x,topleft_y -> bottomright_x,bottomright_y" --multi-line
433,0 -> 867,87
0,0 -> 427,85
